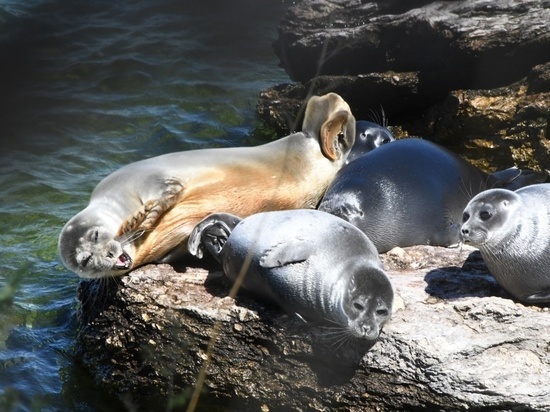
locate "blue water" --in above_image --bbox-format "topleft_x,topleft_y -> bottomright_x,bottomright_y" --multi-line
0,1 -> 291,410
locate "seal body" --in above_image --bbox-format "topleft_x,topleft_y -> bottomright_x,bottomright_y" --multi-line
461,184 -> 550,303
319,138 -> 547,253
188,210 -> 394,340
346,120 -> 395,164
59,93 -> 356,278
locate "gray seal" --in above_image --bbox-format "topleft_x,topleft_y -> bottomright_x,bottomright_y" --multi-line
346,120 -> 395,164
319,138 -> 547,253
58,93 -> 355,279
461,184 -> 550,303
188,209 -> 394,340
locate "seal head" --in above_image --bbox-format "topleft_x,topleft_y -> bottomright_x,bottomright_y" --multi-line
346,120 -> 395,164
461,185 -> 550,303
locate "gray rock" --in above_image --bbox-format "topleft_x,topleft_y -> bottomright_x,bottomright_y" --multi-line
77,245 -> 550,411
274,0 -> 550,94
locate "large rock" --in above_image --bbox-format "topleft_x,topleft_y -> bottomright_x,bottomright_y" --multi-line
275,0 -> 550,92
76,245 -> 550,411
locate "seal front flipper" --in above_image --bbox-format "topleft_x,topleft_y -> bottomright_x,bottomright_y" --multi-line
259,238 -> 314,268
117,177 -> 185,236
188,213 -> 242,261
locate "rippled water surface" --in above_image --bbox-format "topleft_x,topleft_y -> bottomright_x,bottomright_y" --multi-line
0,1 -> 291,410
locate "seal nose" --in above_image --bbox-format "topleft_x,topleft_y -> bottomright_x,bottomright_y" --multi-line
360,323 -> 378,339
461,227 -> 469,235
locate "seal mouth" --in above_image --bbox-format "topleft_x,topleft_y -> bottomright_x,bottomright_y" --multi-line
114,251 -> 132,270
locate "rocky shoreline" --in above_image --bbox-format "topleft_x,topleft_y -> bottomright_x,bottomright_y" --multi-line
76,1 -> 550,410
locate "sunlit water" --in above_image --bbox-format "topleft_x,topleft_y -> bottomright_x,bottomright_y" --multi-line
0,1 -> 291,410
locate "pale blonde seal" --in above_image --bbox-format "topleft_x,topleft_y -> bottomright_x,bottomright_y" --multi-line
59,93 -> 356,278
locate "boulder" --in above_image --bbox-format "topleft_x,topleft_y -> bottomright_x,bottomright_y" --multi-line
76,245 -> 550,411
256,64 -> 550,172
274,0 -> 550,92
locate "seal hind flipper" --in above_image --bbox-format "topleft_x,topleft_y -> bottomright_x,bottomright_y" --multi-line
117,177 -> 185,236
524,290 -> 550,304
188,213 -> 242,261
490,167 -> 548,191
302,93 -> 355,162
259,238 -> 314,268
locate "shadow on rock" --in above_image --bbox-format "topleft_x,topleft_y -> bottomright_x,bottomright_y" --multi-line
424,251 -> 511,300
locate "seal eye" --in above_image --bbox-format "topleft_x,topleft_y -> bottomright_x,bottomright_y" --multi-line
353,302 -> 365,311
376,308 -> 389,317
479,210 -> 492,221
462,212 -> 470,223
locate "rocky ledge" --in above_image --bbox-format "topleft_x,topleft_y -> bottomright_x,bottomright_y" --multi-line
260,0 -> 550,171
77,245 -> 550,411
76,1 -> 550,410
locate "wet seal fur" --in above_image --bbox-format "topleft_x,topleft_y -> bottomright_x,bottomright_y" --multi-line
319,138 -> 547,253
461,184 -> 550,304
346,120 -> 395,164
59,93 -> 355,278
188,209 -> 394,340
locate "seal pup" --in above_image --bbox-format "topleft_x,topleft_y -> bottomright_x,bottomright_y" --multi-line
346,120 -> 395,164
461,184 -> 550,303
59,93 -> 356,279
319,138 -> 547,253
188,209 -> 394,340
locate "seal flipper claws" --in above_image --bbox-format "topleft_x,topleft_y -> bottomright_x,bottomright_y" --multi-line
188,213 -> 242,261
259,238 -> 314,268
117,178 -> 185,236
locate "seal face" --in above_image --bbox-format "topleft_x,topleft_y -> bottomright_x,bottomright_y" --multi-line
189,209 -> 394,340
346,120 -> 395,164
319,138 -> 547,253
461,184 -> 550,303
59,93 -> 356,278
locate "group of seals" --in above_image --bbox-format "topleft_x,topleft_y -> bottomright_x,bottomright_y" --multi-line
461,184 -> 550,303
59,93 -> 356,279
60,88 -> 549,346
188,209 -> 394,340
319,138 -> 547,253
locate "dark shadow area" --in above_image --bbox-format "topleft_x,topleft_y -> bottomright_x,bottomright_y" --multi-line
424,250 -> 511,300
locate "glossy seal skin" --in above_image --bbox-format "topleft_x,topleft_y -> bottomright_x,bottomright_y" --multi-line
188,209 -> 394,340
461,184 -> 550,303
346,120 -> 395,164
319,138 -> 547,253
58,93 -> 356,278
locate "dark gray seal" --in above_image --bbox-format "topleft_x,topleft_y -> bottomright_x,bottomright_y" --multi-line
188,209 -> 394,340
461,184 -> 550,303
346,120 -> 395,164
319,138 -> 547,253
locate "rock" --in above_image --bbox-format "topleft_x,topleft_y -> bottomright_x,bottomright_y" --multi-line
274,0 -> 550,92
257,72 -> 550,172
76,245 -> 550,411
264,0 -> 550,174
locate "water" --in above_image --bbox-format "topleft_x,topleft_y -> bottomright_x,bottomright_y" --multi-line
0,1 -> 291,410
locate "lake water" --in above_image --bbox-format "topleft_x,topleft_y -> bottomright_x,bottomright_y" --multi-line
0,1 -> 291,410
